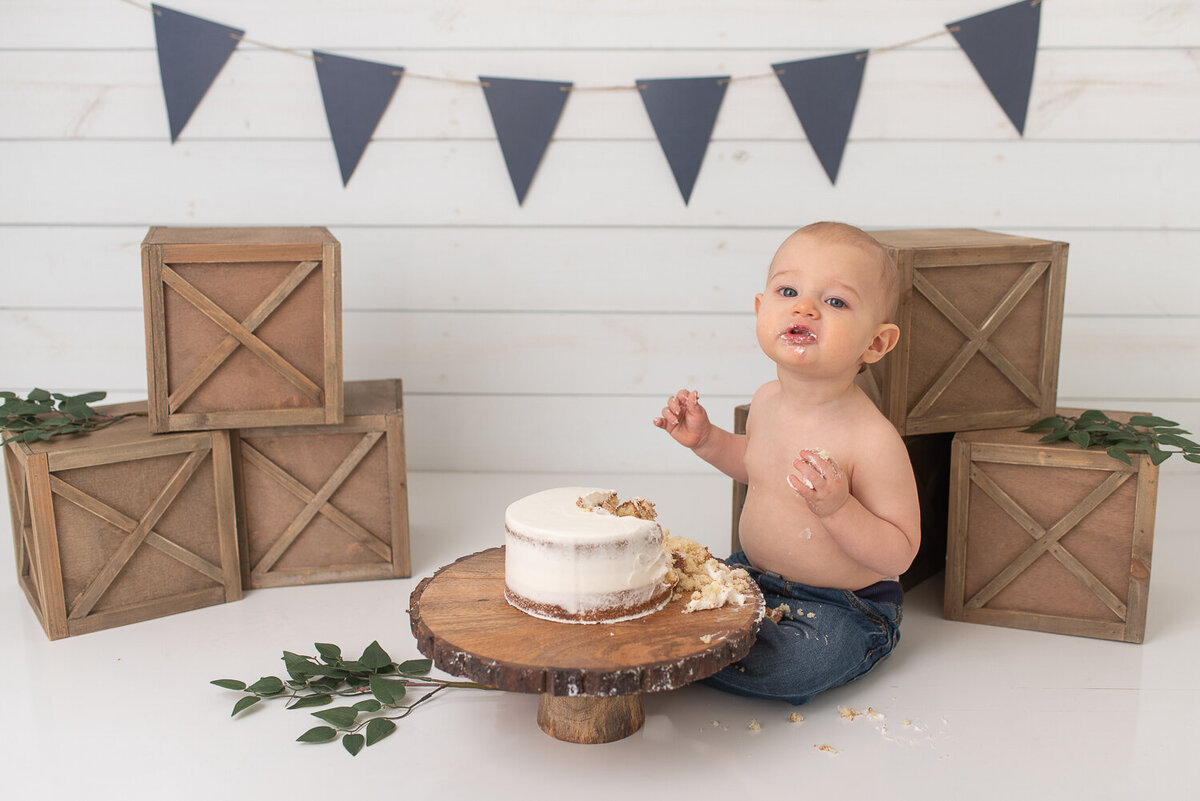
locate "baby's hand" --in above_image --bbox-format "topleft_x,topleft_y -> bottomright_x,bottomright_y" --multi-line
787,449 -> 848,517
652,389 -> 711,449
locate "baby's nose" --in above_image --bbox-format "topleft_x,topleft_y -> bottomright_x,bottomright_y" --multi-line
792,296 -> 819,316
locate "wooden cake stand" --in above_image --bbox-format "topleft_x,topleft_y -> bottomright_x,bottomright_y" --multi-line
408,547 -> 765,744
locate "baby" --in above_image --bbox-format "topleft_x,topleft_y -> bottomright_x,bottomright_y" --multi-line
654,221 -> 921,705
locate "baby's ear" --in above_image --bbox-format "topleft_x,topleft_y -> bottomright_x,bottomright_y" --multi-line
754,293 -> 763,315
861,322 -> 900,364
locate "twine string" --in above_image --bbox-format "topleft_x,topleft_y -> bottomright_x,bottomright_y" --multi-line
121,0 -> 1044,90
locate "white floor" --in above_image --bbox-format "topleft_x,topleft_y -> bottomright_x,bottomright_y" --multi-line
3,470 -> 1198,799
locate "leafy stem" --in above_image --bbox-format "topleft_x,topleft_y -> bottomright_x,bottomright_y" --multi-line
213,640 -> 496,756
1023,410 -> 1200,466
1,388 -> 146,445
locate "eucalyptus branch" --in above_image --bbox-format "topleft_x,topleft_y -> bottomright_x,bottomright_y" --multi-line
1,388 -> 145,445
1024,410 -> 1200,466
212,640 -> 496,756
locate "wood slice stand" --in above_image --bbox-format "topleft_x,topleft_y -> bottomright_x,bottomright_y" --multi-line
409,548 -> 764,743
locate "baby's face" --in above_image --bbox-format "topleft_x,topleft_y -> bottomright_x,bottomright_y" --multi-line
754,233 -> 893,376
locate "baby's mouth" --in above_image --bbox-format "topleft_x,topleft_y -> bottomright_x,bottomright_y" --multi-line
782,324 -> 817,345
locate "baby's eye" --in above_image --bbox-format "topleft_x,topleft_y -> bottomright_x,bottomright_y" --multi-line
778,287 -> 798,298
825,297 -> 847,309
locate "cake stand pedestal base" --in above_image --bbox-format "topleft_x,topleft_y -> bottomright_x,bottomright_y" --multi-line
537,693 -> 645,744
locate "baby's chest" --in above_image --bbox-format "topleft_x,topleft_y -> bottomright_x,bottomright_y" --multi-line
745,413 -> 855,479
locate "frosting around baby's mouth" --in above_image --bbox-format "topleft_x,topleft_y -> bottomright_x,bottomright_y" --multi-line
782,324 -> 817,344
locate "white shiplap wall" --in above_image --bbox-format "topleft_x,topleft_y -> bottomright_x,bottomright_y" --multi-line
2,0 -> 1198,474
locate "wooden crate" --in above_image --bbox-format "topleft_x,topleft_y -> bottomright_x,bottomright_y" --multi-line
863,229 -> 1068,436
944,413 -> 1158,643
4,402 -> 241,640
141,226 -> 343,433
730,404 -> 951,591
231,379 -> 409,588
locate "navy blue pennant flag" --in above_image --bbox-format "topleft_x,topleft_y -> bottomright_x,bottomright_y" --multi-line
313,51 -> 403,186
948,0 -> 1042,135
480,76 -> 573,205
637,76 -> 729,204
151,4 -> 243,142
772,51 -> 868,185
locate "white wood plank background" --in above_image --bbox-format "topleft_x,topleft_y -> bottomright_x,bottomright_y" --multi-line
2,0 -> 1197,474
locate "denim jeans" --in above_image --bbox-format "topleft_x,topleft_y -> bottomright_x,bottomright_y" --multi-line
701,552 -> 903,706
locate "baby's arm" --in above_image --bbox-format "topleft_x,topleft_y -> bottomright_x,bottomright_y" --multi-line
653,389 -> 749,484
788,435 -> 920,578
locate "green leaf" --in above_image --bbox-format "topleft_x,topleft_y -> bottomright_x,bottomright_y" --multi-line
359,641 -> 392,671
315,643 -> 343,662
211,679 -> 247,691
311,706 -> 359,728
364,718 -> 397,746
397,658 -> 433,676
1066,431 -> 1091,450
248,676 -> 285,695
1075,410 -> 1109,425
286,694 -> 333,710
369,674 -> 406,706
66,391 -> 106,405
1107,447 -> 1133,465
232,696 -> 261,716
282,652 -> 318,681
1147,446 -> 1172,466
1038,430 -> 1070,443
1022,417 -> 1061,433
342,733 -> 365,756
1129,415 -> 1179,428
28,388 -> 51,402
1184,453 -> 1200,464
297,726 -> 338,743
1157,433 -> 1200,450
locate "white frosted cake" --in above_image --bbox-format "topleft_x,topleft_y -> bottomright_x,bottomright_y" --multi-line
503,487 -> 674,624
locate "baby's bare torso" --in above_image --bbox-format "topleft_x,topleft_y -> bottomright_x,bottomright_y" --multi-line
739,382 -> 894,591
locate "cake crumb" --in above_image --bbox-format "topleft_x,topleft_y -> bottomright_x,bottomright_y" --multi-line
765,602 -> 790,623
903,718 -> 912,727
838,705 -> 861,720
789,712 -> 804,723
748,719 -> 761,731
699,634 -> 714,644
815,744 -> 838,754
866,707 -> 884,720
806,611 -> 816,618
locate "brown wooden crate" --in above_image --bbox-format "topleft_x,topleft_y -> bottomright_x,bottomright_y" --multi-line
864,229 -> 1067,436
729,404 -> 949,591
231,379 -> 410,589
944,412 -> 1157,643
141,226 -> 343,433
3,402 -> 241,640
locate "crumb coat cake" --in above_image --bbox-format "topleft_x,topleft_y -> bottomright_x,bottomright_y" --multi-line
504,488 -> 674,623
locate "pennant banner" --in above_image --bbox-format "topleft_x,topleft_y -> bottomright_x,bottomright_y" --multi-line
152,4 -> 243,142
638,76 -> 729,205
773,51 -> 868,185
948,0 -> 1042,135
136,2 -> 1043,200
314,51 -> 404,186
480,76 -> 573,205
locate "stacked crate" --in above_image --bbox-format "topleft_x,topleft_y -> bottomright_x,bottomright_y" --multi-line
6,228 -> 410,640
731,229 -> 1159,642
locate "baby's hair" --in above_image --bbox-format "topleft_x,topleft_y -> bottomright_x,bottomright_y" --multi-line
791,221 -> 900,323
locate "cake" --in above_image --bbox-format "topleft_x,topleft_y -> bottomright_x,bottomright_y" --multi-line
503,487 -> 674,623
